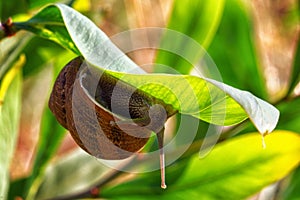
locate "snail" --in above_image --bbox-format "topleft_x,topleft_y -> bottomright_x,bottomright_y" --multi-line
48,57 -> 177,188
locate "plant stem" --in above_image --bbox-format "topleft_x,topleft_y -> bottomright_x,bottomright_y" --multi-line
0,18 -> 19,40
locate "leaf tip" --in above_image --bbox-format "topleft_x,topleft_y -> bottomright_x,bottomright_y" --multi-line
261,135 -> 267,149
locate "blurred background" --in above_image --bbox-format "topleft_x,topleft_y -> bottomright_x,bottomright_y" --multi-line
9,0 -> 299,178
1,0 -> 299,199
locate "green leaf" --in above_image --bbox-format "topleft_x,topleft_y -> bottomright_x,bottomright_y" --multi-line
279,166 -> 300,200
0,65 -> 22,199
56,3 -> 279,133
14,3 -> 279,133
14,4 -> 142,72
207,0 -> 268,99
27,0 -> 61,10
14,5 -> 80,54
154,0 -> 225,74
276,98 -> 300,133
56,4 -> 139,72
102,131 -> 300,200
105,69 -> 279,133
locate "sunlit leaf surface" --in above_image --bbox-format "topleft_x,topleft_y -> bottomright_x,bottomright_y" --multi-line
15,3 -> 279,134
101,131 -> 300,200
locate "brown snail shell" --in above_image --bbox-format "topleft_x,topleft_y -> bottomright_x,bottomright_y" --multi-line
49,57 -> 175,160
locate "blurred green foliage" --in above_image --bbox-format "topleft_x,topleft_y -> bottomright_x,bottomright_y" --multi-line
0,0 -> 299,200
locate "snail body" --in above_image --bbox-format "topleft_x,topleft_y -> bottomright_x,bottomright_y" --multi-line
49,57 -> 175,166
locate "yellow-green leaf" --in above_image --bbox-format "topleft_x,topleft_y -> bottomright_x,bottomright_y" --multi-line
0,61 -> 22,199
102,131 -> 300,200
